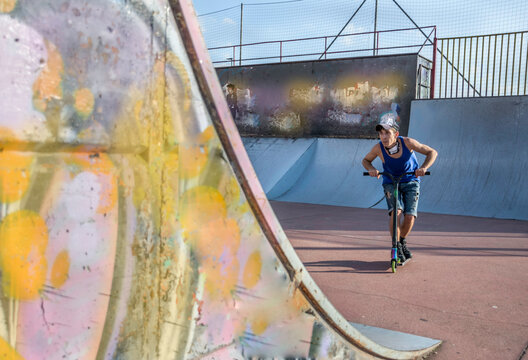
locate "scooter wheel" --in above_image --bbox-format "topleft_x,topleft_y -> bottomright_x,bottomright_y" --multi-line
391,259 -> 397,273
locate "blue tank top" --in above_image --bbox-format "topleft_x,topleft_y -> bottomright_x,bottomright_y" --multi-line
380,136 -> 420,185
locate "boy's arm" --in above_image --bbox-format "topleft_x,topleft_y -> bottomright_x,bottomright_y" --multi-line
362,144 -> 381,178
404,137 -> 438,176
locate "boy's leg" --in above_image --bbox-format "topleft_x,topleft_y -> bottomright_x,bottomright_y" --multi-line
383,183 -> 403,239
400,214 -> 415,238
399,181 -> 420,259
383,183 -> 407,261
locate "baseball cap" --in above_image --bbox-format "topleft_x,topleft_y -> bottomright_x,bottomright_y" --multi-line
375,111 -> 400,132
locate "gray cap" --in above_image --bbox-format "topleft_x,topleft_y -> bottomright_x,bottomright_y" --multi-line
375,111 -> 400,132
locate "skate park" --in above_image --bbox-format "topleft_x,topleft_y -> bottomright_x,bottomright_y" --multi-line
207,0 -> 528,357
241,96 -> 528,359
0,0 -> 526,359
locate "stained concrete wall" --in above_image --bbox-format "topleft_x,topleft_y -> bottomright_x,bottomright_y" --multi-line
217,54 -> 420,138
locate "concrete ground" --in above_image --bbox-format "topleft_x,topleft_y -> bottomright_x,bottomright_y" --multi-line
271,201 -> 528,360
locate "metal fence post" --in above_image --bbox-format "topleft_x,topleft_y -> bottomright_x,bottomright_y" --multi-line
239,3 -> 243,66
431,36 -> 437,99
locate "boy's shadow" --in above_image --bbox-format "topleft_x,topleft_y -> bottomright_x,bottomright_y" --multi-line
304,260 -> 390,274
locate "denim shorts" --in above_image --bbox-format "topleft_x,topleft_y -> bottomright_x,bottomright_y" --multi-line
382,181 -> 420,217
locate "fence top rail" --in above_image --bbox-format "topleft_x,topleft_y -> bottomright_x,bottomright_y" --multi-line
212,42 -> 431,65
438,29 -> 528,41
207,25 -> 436,51
213,50 -> 422,66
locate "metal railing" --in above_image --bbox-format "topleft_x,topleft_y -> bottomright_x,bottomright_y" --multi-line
436,31 -> 528,98
209,26 -> 436,67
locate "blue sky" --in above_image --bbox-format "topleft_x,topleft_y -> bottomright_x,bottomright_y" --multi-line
191,0 -> 528,88
191,0 -> 528,42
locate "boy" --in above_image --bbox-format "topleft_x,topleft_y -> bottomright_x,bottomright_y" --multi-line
362,112 -> 438,262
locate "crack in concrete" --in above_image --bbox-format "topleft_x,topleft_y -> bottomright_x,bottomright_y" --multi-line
40,299 -> 51,331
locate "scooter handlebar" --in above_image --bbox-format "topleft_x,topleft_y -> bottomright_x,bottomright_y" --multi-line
362,171 -> 430,176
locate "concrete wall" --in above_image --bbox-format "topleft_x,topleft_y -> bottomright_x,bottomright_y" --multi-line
217,54 -> 420,138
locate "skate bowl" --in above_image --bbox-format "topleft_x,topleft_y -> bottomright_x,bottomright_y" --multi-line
0,0 -> 441,359
245,96 -> 528,221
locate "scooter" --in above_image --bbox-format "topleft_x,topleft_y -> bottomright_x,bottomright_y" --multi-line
363,171 -> 430,273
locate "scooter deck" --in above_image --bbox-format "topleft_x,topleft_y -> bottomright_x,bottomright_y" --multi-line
398,258 -> 412,267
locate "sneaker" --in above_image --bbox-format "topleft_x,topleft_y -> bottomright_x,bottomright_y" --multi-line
400,239 -> 412,259
396,242 -> 407,263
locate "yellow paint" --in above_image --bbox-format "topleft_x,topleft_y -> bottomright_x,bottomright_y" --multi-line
50,250 -> 70,288
221,176 -> 241,211
198,125 -> 215,143
33,40 -> 63,111
165,52 -> 191,113
161,153 -> 179,238
202,257 -> 239,300
180,144 -> 208,179
0,337 -> 24,360
251,312 -> 269,335
0,127 -> 15,142
180,186 -> 226,234
74,88 -> 95,117
0,0 -> 16,13
0,210 -> 48,300
237,201 -> 250,215
133,99 -> 143,122
291,288 -> 310,312
190,218 -> 240,259
242,251 -> 262,289
160,52 -> 197,146
0,152 -> 33,203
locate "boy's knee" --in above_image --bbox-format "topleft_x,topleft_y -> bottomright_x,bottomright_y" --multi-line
388,209 -> 402,216
403,214 -> 416,222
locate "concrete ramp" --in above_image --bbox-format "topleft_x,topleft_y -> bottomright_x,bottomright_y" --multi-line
409,97 -> 528,220
274,138 -> 386,207
243,137 -> 393,211
245,97 -> 528,221
0,0 -> 440,359
242,137 -> 316,198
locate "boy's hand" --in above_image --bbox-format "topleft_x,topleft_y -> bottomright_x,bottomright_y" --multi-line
415,168 -> 427,177
369,169 -> 380,178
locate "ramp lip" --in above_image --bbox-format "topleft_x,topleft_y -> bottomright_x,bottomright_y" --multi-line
170,0 -> 442,358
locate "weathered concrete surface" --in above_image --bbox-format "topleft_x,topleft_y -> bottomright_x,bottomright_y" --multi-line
0,0 -> 440,358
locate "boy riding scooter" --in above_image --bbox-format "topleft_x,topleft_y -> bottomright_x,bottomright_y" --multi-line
362,111 -> 438,264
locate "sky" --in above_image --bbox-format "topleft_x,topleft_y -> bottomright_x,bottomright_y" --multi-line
191,0 -> 528,41
190,0 -> 528,92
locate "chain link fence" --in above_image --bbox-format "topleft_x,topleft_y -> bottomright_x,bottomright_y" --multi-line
197,0 -> 527,65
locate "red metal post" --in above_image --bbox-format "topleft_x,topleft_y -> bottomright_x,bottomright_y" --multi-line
430,34 -> 437,99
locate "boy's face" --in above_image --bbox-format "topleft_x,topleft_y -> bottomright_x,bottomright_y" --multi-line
227,87 -> 234,94
378,128 -> 398,147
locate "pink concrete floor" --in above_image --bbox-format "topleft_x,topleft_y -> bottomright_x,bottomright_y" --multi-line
271,201 -> 528,360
